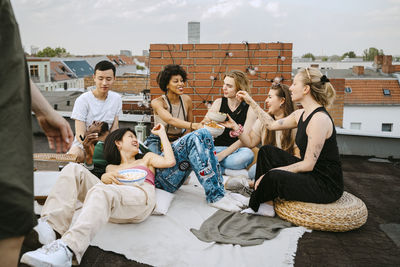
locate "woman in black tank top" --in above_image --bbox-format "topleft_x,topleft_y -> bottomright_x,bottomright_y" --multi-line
237,67 -> 343,216
204,70 -> 257,175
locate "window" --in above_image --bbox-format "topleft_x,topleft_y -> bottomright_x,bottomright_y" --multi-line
30,65 -> 39,77
350,122 -> 361,130
382,123 -> 393,132
345,87 -> 352,93
383,89 -> 391,96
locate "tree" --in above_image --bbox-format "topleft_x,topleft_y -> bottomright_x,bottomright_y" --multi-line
363,47 -> 384,61
341,51 -> 356,59
321,56 -> 329,62
302,53 -> 315,61
36,47 -> 70,57
329,55 -> 341,61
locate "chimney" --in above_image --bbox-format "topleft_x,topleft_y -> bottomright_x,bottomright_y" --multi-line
310,64 -> 319,68
352,66 -> 364,76
383,55 -> 393,67
374,55 -> 383,68
382,55 -> 394,74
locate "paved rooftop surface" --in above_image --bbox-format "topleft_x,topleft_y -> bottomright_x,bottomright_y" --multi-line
21,137 -> 400,266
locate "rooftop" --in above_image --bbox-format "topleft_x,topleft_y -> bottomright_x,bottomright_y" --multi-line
28,135 -> 400,266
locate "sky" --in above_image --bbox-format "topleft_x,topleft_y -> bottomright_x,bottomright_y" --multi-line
11,0 -> 400,57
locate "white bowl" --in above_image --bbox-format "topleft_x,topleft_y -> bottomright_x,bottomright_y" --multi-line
204,123 -> 225,138
207,111 -> 227,122
117,169 -> 147,185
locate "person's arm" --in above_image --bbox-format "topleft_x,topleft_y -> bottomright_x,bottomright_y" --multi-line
185,96 -> 195,133
110,115 -> 119,132
101,165 -> 123,185
146,123 -> 176,168
30,80 -> 74,152
236,90 -> 299,131
216,139 -> 243,161
221,116 -> 262,148
274,113 -> 332,173
151,98 -> 202,131
74,120 -> 86,144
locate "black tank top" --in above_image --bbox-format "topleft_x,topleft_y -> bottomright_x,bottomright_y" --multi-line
296,106 -> 340,162
214,97 -> 249,146
295,106 -> 343,194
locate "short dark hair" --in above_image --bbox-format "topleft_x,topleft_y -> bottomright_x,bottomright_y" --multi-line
103,128 -> 143,165
94,60 -> 116,77
156,64 -> 187,92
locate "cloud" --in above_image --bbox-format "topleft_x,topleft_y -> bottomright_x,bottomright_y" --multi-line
201,0 -> 243,19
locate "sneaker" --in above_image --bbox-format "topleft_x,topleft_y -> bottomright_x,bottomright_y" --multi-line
24,218 -> 56,250
225,169 -> 249,178
20,239 -> 73,267
209,196 -> 242,212
224,175 -> 249,190
228,192 -> 250,207
241,203 -> 275,217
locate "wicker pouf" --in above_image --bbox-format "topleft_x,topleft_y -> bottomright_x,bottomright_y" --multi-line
274,191 -> 368,232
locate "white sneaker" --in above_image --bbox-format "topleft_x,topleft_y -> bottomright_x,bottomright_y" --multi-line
20,239 -> 73,267
241,203 -> 275,217
224,175 -> 249,190
228,192 -> 250,207
34,218 -> 57,245
209,196 -> 241,212
225,169 -> 249,178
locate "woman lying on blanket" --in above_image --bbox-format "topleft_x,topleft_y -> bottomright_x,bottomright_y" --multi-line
222,83 -> 300,188
21,124 -> 174,266
21,125 -> 245,267
236,68 -> 344,217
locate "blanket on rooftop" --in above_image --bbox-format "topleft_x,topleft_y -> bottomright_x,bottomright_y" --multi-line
34,171 -> 310,267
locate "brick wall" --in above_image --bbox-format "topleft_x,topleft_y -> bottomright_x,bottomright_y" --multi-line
149,42 -> 343,127
149,43 -> 293,122
84,74 -> 150,94
327,79 -> 344,127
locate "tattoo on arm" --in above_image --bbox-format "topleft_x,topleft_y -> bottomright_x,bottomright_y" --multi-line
250,101 -> 274,128
278,119 -> 284,126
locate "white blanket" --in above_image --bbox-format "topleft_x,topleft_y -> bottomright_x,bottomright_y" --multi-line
34,171 -> 310,267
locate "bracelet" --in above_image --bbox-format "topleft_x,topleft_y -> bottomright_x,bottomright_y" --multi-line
229,124 -> 243,138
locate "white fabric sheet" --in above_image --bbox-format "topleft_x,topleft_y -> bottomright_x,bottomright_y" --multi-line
34,171 -> 310,266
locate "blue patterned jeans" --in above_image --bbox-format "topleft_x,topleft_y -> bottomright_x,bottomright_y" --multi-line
155,129 -> 225,203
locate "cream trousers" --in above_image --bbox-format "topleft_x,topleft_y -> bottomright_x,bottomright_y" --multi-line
41,163 -> 155,263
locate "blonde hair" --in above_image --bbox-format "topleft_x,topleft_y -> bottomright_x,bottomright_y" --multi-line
224,70 -> 250,93
297,67 -> 336,107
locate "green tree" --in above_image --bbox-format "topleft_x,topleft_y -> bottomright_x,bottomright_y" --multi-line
321,56 -> 329,62
36,47 -> 70,57
329,55 -> 341,61
363,47 -> 384,61
302,53 -> 315,61
341,51 -> 356,59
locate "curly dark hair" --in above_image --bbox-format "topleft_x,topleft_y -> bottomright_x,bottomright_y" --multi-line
156,64 -> 187,92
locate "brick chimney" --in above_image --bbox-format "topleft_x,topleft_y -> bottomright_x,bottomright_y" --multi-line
310,64 -> 319,68
374,55 -> 383,68
383,55 -> 392,66
352,66 -> 364,76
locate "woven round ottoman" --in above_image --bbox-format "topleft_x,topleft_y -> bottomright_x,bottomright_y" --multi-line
274,191 -> 368,232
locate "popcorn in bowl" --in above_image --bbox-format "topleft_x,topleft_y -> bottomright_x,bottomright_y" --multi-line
117,169 -> 147,185
204,122 -> 225,138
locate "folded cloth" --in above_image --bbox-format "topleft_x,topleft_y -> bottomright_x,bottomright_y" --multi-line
191,210 -> 292,246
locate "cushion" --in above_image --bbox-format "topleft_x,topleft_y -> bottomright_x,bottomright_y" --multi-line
274,191 -> 368,232
152,188 -> 175,215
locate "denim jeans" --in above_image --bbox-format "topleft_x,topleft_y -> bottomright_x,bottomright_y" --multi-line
248,164 -> 256,180
155,129 -> 225,203
144,133 -> 162,155
214,146 -> 254,174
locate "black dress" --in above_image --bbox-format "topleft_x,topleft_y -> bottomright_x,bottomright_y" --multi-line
249,107 -> 344,211
214,97 -> 249,147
